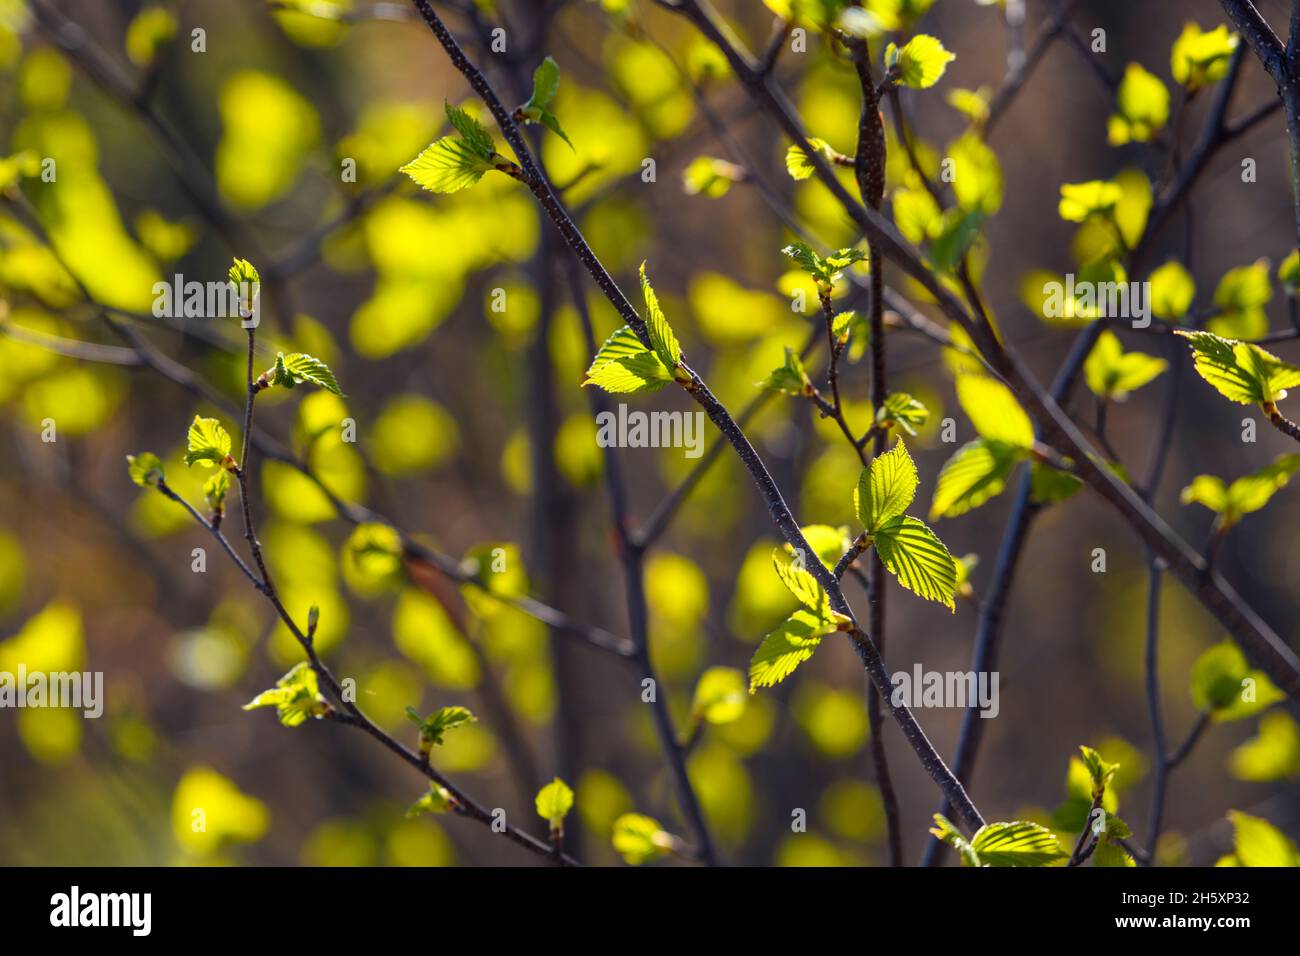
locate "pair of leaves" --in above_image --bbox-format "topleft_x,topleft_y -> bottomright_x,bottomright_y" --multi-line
748,549 -> 850,691
931,375 -> 1060,520
405,704 -> 476,747
243,662 -> 327,727
516,56 -> 573,148
930,814 -> 1067,867
1189,641 -> 1283,721
757,346 -> 813,396
856,441 -> 958,609
1177,330 -> 1300,405
1181,454 -> 1300,529
782,240 -> 866,288
583,264 -> 683,393
1084,330 -> 1167,400
401,101 -> 502,194
266,352 -> 343,395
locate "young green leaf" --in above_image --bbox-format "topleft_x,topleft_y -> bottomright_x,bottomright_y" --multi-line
1084,331 -> 1167,400
781,240 -> 866,288
535,777 -> 575,830
831,310 -> 855,344
445,101 -> 494,156
401,138 -> 497,194
401,102 -> 502,194
582,326 -> 673,393
1058,180 -> 1123,223
346,522 -> 404,587
854,439 -> 919,532
1149,259 -> 1196,320
243,662 -> 327,727
1190,641 -> 1284,721
927,208 -> 985,274
0,149 -> 41,191
184,415 -> 234,469
946,86 -> 991,125
748,607 -> 840,691
970,821 -> 1068,867
682,156 -> 745,198
407,784 -> 456,817
756,346 -> 813,396
405,704 -> 476,750
1209,259 -> 1271,338
269,352 -> 343,395
690,666 -> 747,725
516,57 -> 573,148
885,34 -> 955,89
1078,745 -> 1119,798
228,257 -> 260,287
1093,839 -> 1136,867
203,469 -> 229,515
875,392 -> 930,436
125,5 -> 178,68
954,552 -> 979,600
771,547 -> 834,617
873,515 -> 958,610
126,452 -> 165,487
793,525 -> 853,571
1176,330 -> 1300,404
639,263 -> 681,370
784,138 -> 847,181
1029,460 -> 1083,505
1171,22 -> 1239,93
956,374 -> 1035,448
1108,62 -> 1169,145
228,257 -> 260,318
612,813 -> 675,865
1222,811 -> 1300,866
1279,248 -> 1300,293
1180,454 -> 1300,528
527,56 -> 561,113
1229,711 -> 1300,781
892,180 -> 945,244
929,814 -> 982,867
930,439 -> 1022,520
948,132 -> 1002,215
